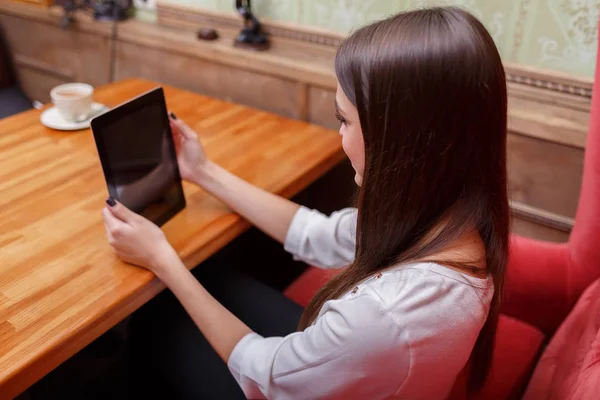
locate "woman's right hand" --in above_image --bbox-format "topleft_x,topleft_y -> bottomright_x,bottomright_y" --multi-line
169,113 -> 208,183
168,111 -> 300,245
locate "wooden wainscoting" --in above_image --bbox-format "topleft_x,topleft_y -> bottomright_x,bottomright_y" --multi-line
1,1 -> 591,242
113,39 -> 302,119
0,1 -> 113,102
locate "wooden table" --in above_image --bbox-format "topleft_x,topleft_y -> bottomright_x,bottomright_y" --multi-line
0,79 -> 344,399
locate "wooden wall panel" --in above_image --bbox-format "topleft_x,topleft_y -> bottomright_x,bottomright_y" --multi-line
114,41 -> 300,119
508,95 -> 589,149
507,133 -> 583,218
308,86 -> 338,130
0,13 -> 111,101
511,216 -> 570,243
15,66 -> 68,103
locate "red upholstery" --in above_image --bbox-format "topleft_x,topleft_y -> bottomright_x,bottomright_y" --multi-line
284,22 -> 600,399
472,315 -> 544,400
524,278 -> 600,399
502,21 -> 600,398
284,267 -> 340,307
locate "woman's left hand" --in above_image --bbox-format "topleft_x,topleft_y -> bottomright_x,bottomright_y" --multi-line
102,199 -> 178,275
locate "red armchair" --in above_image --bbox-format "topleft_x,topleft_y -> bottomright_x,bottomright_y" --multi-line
285,35 -> 600,400
494,30 -> 600,398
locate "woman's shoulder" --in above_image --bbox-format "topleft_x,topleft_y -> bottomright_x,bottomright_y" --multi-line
339,262 -> 494,327
312,262 -> 493,398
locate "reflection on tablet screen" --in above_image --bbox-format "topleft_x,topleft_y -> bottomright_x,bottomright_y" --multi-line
99,102 -> 182,222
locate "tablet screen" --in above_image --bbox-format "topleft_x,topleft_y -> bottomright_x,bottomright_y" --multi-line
92,88 -> 186,226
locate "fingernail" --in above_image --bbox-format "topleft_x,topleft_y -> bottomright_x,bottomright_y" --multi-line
106,197 -> 116,207
169,112 -> 177,120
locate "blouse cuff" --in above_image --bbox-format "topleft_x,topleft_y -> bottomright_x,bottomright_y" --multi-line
284,206 -> 312,257
228,332 -> 262,381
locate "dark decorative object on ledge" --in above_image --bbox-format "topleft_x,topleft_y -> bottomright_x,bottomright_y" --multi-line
54,0 -> 131,28
197,28 -> 219,41
92,0 -> 131,21
234,0 -> 270,51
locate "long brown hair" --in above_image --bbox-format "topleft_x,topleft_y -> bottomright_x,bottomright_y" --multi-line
298,7 -> 509,390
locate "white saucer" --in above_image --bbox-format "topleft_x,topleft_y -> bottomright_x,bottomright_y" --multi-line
41,103 -> 109,131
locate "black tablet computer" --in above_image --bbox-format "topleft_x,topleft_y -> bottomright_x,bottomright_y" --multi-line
91,87 -> 186,227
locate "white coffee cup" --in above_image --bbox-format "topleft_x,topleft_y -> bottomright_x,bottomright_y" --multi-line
50,83 -> 94,122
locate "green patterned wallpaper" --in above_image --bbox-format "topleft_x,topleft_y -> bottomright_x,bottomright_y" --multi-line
156,0 -> 600,77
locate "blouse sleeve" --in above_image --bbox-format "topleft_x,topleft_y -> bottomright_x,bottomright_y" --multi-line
227,293 -> 410,400
283,207 -> 357,269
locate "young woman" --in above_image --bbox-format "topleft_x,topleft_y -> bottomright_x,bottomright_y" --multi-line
102,7 -> 508,399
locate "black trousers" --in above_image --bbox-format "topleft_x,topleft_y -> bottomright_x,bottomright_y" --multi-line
129,260 -> 304,399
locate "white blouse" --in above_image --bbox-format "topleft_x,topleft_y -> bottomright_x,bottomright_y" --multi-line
228,207 -> 494,399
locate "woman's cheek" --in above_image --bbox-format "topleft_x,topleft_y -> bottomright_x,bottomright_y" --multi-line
341,132 -> 353,164
342,131 -> 365,178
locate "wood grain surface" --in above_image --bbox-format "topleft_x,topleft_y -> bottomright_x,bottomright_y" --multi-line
0,79 -> 344,399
